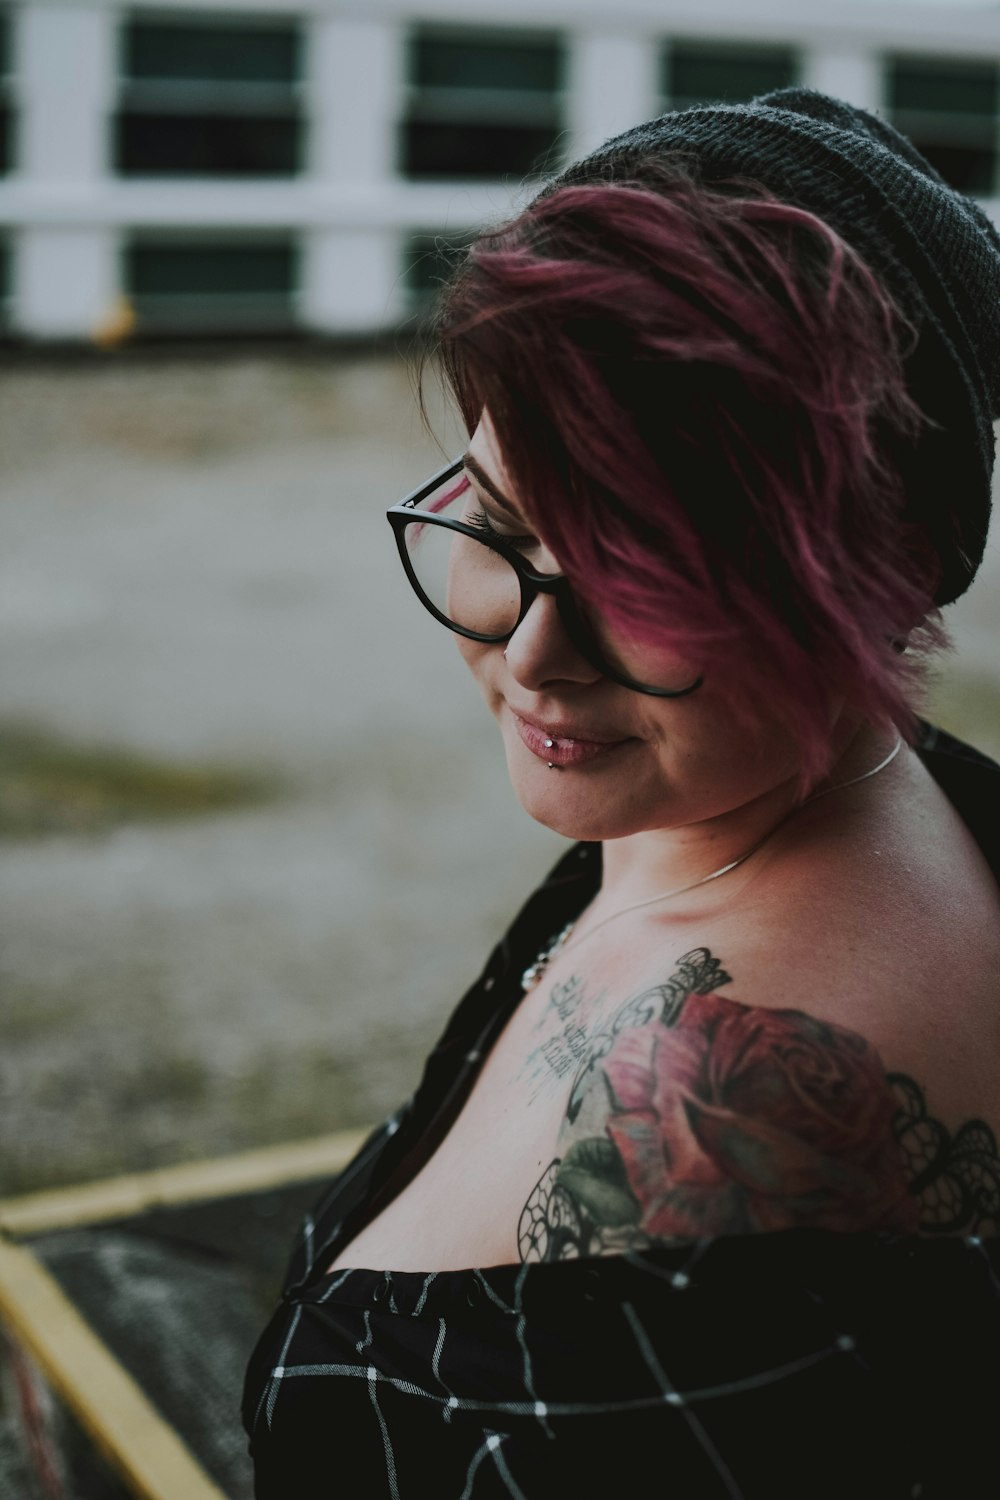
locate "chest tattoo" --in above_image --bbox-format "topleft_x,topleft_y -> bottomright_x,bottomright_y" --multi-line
520,976 -> 596,1097
517,946 -> 1000,1262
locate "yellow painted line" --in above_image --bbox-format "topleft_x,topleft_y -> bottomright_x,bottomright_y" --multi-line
0,1239 -> 229,1500
0,1126 -> 368,1237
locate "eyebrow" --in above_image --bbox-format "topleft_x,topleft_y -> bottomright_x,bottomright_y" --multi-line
462,452 -> 522,521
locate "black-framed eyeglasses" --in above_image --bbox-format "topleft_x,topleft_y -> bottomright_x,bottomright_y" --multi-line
386,458 -> 703,698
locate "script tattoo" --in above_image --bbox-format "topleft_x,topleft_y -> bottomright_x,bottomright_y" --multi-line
520,975 -> 595,1098
517,947 -> 1000,1262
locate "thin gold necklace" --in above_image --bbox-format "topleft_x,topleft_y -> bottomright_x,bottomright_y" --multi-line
520,737 -> 903,993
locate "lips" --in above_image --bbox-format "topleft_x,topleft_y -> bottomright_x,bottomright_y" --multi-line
511,709 -> 633,767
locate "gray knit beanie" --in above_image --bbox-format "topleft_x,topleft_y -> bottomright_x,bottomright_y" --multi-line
550,87 -> 1000,607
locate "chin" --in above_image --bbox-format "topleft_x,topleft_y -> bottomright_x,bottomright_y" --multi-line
505,755 -> 656,843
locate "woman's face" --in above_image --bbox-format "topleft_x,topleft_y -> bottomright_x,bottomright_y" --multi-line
457,414 -> 806,844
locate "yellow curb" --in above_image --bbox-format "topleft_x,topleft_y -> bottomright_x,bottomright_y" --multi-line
0,1127 -> 368,1236
0,1239 -> 229,1500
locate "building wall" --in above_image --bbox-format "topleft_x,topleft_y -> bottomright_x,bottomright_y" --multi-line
1,0 -> 999,341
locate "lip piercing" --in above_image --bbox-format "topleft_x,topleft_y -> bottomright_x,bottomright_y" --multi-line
544,739 -> 554,748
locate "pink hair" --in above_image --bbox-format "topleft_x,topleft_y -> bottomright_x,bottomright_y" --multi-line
432,162 -> 948,785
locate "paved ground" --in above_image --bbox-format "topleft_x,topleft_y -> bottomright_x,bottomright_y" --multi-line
1,348 -> 998,1200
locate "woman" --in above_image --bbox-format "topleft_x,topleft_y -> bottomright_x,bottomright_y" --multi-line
244,89 -> 1000,1497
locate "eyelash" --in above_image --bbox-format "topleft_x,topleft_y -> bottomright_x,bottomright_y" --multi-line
465,506 -> 536,554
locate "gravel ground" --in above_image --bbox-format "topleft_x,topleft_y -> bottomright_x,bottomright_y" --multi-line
1,348 -> 998,1199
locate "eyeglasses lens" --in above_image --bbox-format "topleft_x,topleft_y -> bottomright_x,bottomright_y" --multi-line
576,606 -> 697,695
403,471 -> 521,638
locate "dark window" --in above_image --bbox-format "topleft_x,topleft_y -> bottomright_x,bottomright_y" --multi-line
116,15 -> 303,177
116,115 -> 300,176
412,33 -> 562,93
125,238 -> 298,334
404,123 -> 561,181
125,20 -> 299,83
887,56 -> 999,196
665,40 -> 799,109
402,26 -> 565,181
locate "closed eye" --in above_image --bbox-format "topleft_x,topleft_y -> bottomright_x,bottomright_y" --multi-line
464,505 -> 536,554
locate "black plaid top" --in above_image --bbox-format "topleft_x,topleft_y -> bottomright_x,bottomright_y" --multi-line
243,725 -> 1000,1499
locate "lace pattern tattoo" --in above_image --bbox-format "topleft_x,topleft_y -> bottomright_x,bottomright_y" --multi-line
890,1073 -> 1000,1235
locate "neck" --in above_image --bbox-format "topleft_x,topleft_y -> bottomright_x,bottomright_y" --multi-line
596,720 -> 893,915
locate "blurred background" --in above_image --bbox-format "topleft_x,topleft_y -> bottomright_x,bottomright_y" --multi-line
1,0 -> 999,1204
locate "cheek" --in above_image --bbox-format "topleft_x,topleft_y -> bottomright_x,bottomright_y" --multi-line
455,633 -> 495,689
632,692 -> 793,791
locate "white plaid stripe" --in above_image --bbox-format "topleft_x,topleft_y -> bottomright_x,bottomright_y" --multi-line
318,1267 -> 356,1303
460,1433 -> 528,1500
270,1339 -> 852,1415
458,1434 -> 495,1500
412,1272 -> 438,1316
432,1316 -> 458,1422
261,1304 -> 301,1433
513,1262 -> 552,1439
356,1308 -> 374,1355
300,1214 -> 315,1275
366,1362 -> 400,1500
624,1239 -> 711,1286
967,1234 -> 1000,1294
491,1437 -> 530,1499
473,1270 -> 515,1315
624,1301 -> 744,1498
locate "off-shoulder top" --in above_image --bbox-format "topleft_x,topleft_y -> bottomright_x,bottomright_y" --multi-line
242,723 -> 1000,1499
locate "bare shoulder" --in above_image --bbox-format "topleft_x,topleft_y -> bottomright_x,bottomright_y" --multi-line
737,744 -> 1000,1103
518,937 -> 1000,1262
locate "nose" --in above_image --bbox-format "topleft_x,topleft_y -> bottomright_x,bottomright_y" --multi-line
502,589 -> 603,693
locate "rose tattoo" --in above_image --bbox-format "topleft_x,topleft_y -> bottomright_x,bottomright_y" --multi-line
517,954 -> 954,1262
600,991 -> 919,1239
